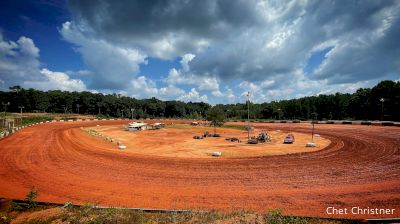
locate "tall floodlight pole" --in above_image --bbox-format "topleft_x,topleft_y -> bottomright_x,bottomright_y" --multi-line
76,104 -> 80,114
246,91 -> 251,140
380,98 -> 385,121
277,108 -> 281,120
131,108 -> 135,120
311,112 -> 317,142
2,102 -> 10,117
18,106 -> 24,114
311,122 -> 315,142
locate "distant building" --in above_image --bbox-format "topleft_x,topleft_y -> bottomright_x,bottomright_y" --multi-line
127,122 -> 148,131
127,122 -> 165,131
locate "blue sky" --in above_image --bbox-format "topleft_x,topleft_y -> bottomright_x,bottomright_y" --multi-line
0,0 -> 399,104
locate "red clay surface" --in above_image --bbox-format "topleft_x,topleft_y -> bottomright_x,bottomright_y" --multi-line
0,120 -> 399,219
83,124 -> 330,158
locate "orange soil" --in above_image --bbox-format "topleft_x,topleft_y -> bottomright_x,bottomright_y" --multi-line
0,120 -> 399,219
84,124 -> 330,158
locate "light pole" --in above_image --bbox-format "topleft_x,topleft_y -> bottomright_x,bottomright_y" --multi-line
311,112 -> 318,142
246,91 -> 251,140
380,98 -> 385,121
2,102 -> 10,117
306,112 -> 318,147
18,106 -> 24,114
277,108 -> 281,120
76,104 -> 80,114
130,108 -> 135,120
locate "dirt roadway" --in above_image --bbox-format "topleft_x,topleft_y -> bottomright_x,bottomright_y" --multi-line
0,120 -> 399,219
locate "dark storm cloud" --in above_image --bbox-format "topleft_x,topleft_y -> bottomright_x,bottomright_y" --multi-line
66,0 -> 400,86
67,0 -> 265,57
69,0 -> 258,36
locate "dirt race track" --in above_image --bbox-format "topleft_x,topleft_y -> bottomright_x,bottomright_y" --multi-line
0,120 -> 399,219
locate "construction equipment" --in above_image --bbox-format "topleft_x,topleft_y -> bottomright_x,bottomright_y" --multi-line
203,131 -> 212,137
247,131 -> 271,144
248,137 -> 258,144
257,131 -> 271,143
225,137 -> 241,143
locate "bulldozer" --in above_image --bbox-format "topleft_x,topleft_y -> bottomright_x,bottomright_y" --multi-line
257,130 -> 271,143
247,130 -> 271,144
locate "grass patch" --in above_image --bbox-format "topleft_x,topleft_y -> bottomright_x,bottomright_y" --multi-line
167,124 -> 247,131
0,205 -> 354,224
21,117 -> 52,126
165,124 -> 194,130
221,124 -> 246,131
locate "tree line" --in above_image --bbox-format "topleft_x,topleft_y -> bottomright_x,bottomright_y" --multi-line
0,80 -> 399,121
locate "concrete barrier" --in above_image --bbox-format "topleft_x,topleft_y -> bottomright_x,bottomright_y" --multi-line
212,151 -> 222,157
306,142 -> 316,147
118,145 -> 127,150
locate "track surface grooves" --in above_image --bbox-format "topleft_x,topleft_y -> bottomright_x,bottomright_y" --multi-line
0,120 -> 399,218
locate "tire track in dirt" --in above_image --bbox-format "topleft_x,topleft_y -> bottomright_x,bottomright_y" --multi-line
0,120 -> 399,218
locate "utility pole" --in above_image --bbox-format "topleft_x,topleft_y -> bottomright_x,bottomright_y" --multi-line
131,108 -> 135,120
277,108 -> 281,120
246,91 -> 251,140
18,106 -> 24,114
311,112 -> 318,142
380,98 -> 385,121
2,102 -> 10,117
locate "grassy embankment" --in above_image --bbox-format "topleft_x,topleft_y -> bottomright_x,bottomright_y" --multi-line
0,201 -> 349,224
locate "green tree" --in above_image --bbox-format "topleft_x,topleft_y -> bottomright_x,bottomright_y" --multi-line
206,107 -> 225,135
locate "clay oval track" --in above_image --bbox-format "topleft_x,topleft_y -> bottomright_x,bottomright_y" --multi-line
0,120 -> 399,219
